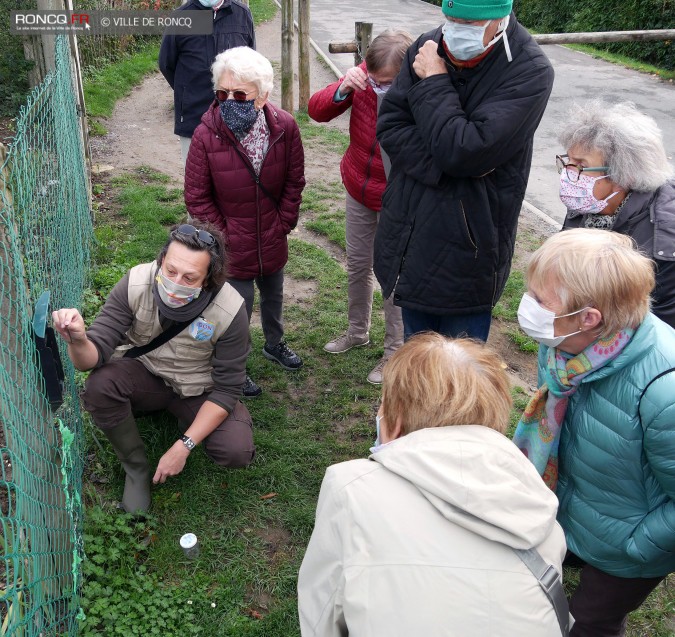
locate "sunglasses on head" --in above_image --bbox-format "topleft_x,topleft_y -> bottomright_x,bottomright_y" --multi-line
215,88 -> 256,102
174,224 -> 215,246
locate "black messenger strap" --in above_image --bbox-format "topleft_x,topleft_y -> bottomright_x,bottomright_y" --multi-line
123,318 -> 194,359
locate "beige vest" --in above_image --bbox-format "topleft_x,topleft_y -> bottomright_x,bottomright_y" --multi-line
113,261 -> 244,397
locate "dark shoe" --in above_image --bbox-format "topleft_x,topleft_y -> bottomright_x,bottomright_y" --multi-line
242,374 -> 262,397
263,341 -> 303,371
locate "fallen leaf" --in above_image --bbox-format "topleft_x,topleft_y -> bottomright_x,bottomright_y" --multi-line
247,609 -> 263,620
259,493 -> 277,500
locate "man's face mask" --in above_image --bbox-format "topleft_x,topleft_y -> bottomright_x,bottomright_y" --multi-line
559,171 -> 619,214
517,293 -> 587,349
441,15 -> 510,62
156,270 -> 202,308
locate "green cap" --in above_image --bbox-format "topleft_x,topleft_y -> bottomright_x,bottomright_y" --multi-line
441,0 -> 512,20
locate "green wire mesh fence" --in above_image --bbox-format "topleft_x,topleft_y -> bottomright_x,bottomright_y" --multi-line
1,34 -> 92,636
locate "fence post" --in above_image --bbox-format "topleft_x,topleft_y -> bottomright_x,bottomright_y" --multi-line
281,0 -> 294,112
354,21 -> 372,65
298,0 -> 310,110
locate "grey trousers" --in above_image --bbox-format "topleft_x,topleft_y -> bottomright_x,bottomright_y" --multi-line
82,358 -> 255,468
345,193 -> 403,357
228,268 -> 285,348
180,136 -> 191,167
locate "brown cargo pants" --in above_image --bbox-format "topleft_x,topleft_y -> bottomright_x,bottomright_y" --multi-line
82,358 -> 255,468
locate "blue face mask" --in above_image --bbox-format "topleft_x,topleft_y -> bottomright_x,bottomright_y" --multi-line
198,0 -> 221,7
219,98 -> 258,138
441,16 -> 510,62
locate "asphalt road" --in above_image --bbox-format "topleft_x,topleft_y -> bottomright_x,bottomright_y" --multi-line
307,0 -> 675,223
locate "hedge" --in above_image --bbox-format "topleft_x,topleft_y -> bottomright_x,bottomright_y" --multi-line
419,0 -> 674,71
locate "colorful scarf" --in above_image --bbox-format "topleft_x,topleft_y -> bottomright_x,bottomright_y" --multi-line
512,329 -> 634,490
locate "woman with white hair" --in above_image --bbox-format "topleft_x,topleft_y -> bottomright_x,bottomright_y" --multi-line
185,47 -> 306,397
299,334 -> 568,636
556,100 -> 675,327
513,229 -> 675,636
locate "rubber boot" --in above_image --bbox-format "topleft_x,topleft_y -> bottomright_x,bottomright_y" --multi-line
102,414 -> 151,513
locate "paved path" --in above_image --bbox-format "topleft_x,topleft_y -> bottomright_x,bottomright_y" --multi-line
307,0 -> 675,223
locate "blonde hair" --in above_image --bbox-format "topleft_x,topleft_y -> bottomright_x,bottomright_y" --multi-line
381,333 -> 512,436
211,46 -> 274,96
527,229 -> 654,338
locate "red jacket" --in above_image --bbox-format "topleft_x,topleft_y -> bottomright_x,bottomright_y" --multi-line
308,62 -> 385,212
185,102 -> 305,279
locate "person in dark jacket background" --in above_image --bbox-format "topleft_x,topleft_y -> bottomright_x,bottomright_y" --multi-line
185,47 -> 305,397
374,0 -> 554,342
159,0 -> 255,165
557,100 -> 675,328
308,29 -> 412,385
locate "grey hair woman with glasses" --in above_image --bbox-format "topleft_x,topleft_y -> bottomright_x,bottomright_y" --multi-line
556,99 -> 675,327
185,46 -> 306,397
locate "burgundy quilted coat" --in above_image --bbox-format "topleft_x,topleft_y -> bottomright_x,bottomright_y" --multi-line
185,102 -> 305,279
308,62 -> 385,212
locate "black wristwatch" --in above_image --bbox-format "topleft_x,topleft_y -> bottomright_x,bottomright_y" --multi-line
180,434 -> 196,451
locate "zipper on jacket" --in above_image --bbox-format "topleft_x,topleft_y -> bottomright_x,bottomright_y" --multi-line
557,384 -> 590,512
255,123 -> 285,277
360,139 -> 378,203
460,201 -> 478,258
392,217 -> 416,297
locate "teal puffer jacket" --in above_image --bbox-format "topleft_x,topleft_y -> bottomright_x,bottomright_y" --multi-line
539,313 -> 675,578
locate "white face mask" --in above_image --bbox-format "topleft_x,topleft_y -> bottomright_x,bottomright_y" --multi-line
156,270 -> 202,307
441,15 -> 510,62
517,293 -> 587,348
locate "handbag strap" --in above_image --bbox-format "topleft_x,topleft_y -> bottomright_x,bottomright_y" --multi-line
513,547 -> 570,636
637,367 -> 675,429
230,140 -> 280,204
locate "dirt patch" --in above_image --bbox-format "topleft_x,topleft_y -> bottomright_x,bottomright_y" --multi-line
89,72 -> 183,186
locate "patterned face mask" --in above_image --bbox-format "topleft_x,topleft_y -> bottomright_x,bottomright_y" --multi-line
559,170 -> 619,214
156,270 -> 201,307
219,98 -> 258,138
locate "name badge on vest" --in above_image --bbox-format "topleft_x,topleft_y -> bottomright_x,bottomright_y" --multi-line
188,317 -> 215,341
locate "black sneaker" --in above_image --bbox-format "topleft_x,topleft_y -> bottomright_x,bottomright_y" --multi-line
242,374 -> 262,397
263,341 -> 303,371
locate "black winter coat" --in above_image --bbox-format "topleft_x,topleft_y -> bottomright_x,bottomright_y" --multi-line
374,17 -> 554,316
159,0 -> 255,138
562,181 -> 675,328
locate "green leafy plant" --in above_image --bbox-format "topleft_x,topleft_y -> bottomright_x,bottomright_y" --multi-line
79,506 -> 203,636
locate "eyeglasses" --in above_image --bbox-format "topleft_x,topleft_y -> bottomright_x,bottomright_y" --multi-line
215,88 -> 256,102
174,224 -> 215,246
367,76 -> 392,91
556,155 -> 608,183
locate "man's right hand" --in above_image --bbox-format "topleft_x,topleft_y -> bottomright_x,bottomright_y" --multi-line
339,66 -> 368,96
52,308 -> 86,343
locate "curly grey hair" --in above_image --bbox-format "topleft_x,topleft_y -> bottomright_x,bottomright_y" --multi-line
211,46 -> 273,97
558,100 -> 674,193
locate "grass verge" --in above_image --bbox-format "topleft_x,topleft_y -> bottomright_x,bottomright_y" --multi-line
565,44 -> 675,82
84,44 -> 160,136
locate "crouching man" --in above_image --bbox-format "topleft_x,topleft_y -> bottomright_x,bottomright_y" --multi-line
53,222 -> 255,513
